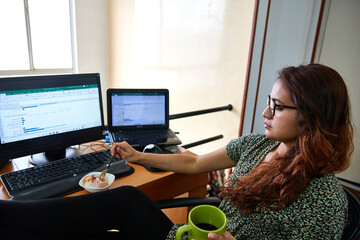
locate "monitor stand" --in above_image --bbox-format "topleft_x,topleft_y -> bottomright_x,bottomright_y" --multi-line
30,147 -> 81,165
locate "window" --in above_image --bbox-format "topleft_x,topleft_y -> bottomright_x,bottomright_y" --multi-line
0,0 -> 75,75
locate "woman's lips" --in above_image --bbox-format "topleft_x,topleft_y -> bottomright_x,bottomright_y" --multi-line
264,121 -> 271,129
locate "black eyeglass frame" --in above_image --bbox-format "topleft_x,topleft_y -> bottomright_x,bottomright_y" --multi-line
267,95 -> 297,117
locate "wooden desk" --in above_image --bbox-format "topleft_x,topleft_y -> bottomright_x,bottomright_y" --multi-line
0,143 -> 208,222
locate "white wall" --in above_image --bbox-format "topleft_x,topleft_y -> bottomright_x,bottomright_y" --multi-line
318,0 -> 360,184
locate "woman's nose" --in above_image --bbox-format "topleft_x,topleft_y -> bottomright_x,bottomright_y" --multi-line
262,106 -> 271,119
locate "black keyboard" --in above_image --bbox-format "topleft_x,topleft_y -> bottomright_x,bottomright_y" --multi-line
0,149 -> 134,200
113,129 -> 170,143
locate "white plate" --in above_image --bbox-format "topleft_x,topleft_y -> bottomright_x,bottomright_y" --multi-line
79,172 -> 115,193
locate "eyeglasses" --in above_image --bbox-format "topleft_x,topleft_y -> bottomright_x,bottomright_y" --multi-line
267,95 -> 297,117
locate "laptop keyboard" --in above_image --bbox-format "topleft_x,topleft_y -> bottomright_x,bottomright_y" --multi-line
113,129 -> 171,143
0,149 -> 134,200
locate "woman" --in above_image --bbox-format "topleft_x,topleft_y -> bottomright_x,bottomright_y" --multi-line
111,64 -> 353,239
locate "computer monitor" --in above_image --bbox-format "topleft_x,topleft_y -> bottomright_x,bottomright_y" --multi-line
0,73 -> 104,168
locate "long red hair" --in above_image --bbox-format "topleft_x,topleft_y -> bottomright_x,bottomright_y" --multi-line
221,64 -> 354,215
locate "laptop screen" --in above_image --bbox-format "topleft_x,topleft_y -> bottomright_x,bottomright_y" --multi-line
107,89 -> 169,129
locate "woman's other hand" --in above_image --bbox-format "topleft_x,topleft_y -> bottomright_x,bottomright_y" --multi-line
208,231 -> 237,240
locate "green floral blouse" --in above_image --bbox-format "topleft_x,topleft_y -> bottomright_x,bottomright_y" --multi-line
166,134 -> 348,239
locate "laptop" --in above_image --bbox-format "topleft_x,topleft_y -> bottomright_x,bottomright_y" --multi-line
107,88 -> 182,147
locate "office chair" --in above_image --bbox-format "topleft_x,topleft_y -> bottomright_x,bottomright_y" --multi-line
0,188 -> 129,240
155,186 -> 360,240
0,186 -> 169,240
342,187 -> 360,240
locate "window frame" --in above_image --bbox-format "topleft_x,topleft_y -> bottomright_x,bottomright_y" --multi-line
0,0 -> 77,76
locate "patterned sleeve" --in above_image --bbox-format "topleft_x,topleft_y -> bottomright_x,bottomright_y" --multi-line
166,224 -> 182,240
226,138 -> 244,164
225,133 -> 268,164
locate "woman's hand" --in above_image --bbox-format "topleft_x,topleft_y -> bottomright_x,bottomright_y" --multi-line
207,231 -> 237,240
110,141 -> 142,163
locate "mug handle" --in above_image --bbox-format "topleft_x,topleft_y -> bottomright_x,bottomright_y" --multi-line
176,224 -> 192,240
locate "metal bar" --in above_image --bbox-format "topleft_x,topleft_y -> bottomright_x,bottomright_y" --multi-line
155,197 -> 221,209
69,0 -> 78,73
181,135 -> 223,149
169,104 -> 232,120
23,0 -> 34,70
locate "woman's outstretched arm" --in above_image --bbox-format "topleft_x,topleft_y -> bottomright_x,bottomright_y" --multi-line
110,141 -> 236,174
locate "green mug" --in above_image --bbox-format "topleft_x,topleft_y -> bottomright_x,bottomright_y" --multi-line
176,205 -> 227,240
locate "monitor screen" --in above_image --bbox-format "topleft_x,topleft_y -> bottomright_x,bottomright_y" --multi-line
111,93 -> 166,127
0,73 -> 104,167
